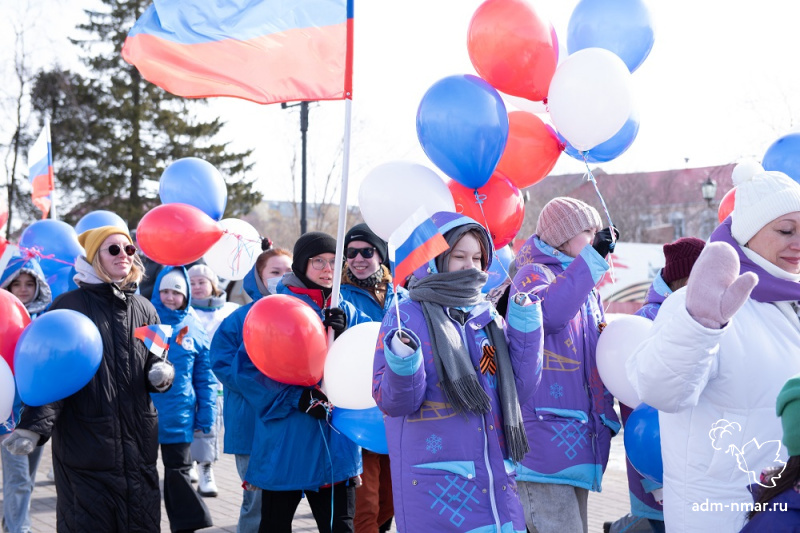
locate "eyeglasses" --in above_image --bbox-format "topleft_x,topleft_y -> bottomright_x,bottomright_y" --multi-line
101,244 -> 137,257
345,247 -> 376,259
310,257 -> 338,270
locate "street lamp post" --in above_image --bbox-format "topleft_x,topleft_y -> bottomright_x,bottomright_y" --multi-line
701,176 -> 718,207
281,101 -> 310,235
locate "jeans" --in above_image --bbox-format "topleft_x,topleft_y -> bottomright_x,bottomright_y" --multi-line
518,480 -> 588,533
1,445 -> 44,533
235,454 -> 262,533
191,394 -> 223,463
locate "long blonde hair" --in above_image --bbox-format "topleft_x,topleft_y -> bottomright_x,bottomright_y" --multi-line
91,252 -> 145,289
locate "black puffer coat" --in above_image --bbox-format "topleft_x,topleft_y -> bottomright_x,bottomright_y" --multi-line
17,281 -> 166,532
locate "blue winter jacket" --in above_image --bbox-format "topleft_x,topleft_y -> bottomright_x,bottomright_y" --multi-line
210,265 -> 267,455
339,277 -> 407,322
1,255 -> 52,436
232,275 -> 369,490
149,266 -> 216,444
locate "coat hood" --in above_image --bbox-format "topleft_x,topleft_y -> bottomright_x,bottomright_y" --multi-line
411,211 -> 493,281
151,266 -> 191,325
0,253 -> 52,315
242,262 -> 270,302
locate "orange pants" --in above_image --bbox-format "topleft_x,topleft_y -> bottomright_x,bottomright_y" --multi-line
354,451 -> 394,533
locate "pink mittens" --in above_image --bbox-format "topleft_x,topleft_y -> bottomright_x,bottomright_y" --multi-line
685,242 -> 758,329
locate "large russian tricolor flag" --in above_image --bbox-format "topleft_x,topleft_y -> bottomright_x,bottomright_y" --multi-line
122,0 -> 354,105
27,123 -> 54,219
388,208 -> 449,286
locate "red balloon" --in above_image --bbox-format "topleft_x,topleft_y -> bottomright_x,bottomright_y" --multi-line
0,290 -> 31,374
136,203 -> 223,266
496,111 -> 563,188
449,172 -> 525,249
718,187 -> 736,223
467,0 -> 557,101
243,295 -> 328,386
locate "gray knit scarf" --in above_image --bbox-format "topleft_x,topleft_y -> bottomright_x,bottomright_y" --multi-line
409,269 -> 529,462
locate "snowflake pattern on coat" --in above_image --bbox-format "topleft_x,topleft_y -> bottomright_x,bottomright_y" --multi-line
426,434 -> 443,454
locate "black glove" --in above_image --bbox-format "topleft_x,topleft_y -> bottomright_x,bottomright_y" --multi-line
298,388 -> 331,420
323,307 -> 347,339
592,227 -> 620,258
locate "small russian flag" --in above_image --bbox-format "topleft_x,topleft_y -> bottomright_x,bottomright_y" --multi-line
388,208 -> 449,286
134,324 -> 174,358
27,122 -> 54,219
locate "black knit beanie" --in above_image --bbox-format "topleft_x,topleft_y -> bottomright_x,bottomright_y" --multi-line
344,223 -> 388,263
292,231 -> 338,290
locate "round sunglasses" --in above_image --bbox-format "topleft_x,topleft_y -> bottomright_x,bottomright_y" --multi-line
345,247 -> 377,259
101,244 -> 137,257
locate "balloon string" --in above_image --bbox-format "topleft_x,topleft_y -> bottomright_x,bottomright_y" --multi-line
472,189 -> 521,297
317,419 -> 336,533
221,229 -> 261,277
581,153 -> 617,309
18,246 -> 76,267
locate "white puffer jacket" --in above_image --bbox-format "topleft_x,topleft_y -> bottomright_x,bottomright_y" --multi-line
627,289 -> 800,532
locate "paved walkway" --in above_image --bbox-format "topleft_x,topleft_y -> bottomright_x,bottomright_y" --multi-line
2,431 -> 632,532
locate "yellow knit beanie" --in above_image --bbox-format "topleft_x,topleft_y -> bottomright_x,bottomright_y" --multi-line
78,225 -> 133,263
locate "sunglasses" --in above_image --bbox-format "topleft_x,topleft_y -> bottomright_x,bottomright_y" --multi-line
101,244 -> 137,257
345,247 -> 376,259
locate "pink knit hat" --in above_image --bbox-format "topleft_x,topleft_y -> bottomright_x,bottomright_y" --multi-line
536,197 -> 602,248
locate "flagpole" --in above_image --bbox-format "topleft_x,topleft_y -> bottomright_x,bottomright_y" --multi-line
46,121 -> 58,220
329,97 -> 352,317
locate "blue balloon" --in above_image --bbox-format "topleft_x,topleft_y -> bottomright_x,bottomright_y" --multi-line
417,75 -> 509,189
47,265 -> 78,301
763,133 -> 800,184
75,210 -> 128,235
159,158 -> 228,220
567,0 -> 655,73
562,110 -> 641,163
19,220 -> 84,279
483,245 -> 515,294
331,406 -> 388,454
14,309 -> 103,406
624,403 -> 663,484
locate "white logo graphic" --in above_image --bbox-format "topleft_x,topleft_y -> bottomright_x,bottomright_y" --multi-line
181,337 -> 195,352
709,419 -> 786,488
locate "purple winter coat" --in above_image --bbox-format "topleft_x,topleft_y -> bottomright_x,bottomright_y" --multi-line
510,235 -> 620,491
740,477 -> 800,532
373,212 -> 544,533
619,272 -> 668,520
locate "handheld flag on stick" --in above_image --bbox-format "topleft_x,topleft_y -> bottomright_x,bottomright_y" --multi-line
388,208 -> 449,288
27,122 -> 55,219
122,0 -> 354,105
134,324 -> 174,359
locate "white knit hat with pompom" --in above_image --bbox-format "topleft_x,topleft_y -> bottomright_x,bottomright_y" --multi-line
730,164 -> 800,245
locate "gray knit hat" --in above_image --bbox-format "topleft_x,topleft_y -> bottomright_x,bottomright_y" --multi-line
536,197 -> 602,248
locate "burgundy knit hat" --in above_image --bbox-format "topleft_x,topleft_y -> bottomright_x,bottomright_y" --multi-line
662,237 -> 706,284
536,197 -> 602,248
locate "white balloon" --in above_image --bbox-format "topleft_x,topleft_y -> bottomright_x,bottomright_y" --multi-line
0,358 -> 14,421
548,48 -> 634,152
358,161 -> 455,241
596,314 -> 653,409
322,322 -> 381,410
203,218 -> 261,281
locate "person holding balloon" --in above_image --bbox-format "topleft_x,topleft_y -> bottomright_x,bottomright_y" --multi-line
509,197 -> 620,533
150,266 -> 216,531
627,169 -> 800,532
0,253 -> 52,533
233,232 -> 369,532
373,211 -> 544,533
210,246 -> 292,532
740,373 -> 800,531
2,225 -> 175,532
605,237 -> 705,533
188,264 -> 240,497
339,223 -> 407,533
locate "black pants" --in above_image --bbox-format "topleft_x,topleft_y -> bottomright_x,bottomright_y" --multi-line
161,442 -> 213,532
259,482 -> 356,533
